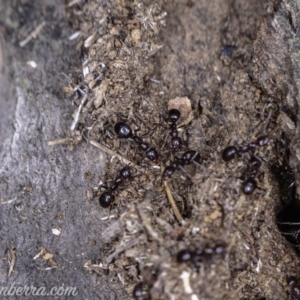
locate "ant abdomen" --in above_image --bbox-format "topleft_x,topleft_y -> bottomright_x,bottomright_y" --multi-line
99,191 -> 114,208
222,146 -> 238,162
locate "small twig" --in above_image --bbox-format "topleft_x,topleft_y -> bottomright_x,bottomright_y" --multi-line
163,180 -> 184,224
68,31 -> 81,41
19,22 -> 46,47
47,137 -> 69,146
89,140 -> 142,170
70,93 -> 88,131
262,108 -> 273,135
0,197 -> 17,204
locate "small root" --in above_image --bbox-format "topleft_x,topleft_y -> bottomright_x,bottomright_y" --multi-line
163,180 -> 185,224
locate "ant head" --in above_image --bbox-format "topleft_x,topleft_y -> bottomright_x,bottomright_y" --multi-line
114,122 -> 133,139
168,109 -> 181,123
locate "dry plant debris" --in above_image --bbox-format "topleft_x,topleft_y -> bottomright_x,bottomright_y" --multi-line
33,246 -> 58,270
57,0 -> 300,299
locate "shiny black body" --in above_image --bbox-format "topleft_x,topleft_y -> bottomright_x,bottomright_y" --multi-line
99,167 -> 133,208
114,122 -> 159,161
114,122 -> 133,138
99,191 -> 113,208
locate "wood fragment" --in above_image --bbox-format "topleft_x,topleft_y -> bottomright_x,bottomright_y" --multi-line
19,22 -> 46,47
47,137 -> 69,146
0,197 -> 17,204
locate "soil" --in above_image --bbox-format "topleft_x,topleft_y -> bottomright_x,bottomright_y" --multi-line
1,0 -> 300,300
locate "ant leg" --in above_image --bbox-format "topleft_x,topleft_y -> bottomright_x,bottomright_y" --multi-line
129,143 -> 137,159
277,221 -> 300,225
279,231 -> 296,236
190,151 -> 201,166
124,140 -> 133,159
285,239 -> 300,248
98,183 -> 110,192
107,205 -> 114,222
178,165 -> 186,173
116,113 -> 129,122
192,160 -> 201,167
131,116 -> 154,139
161,131 -> 170,151
279,230 -> 300,246
101,203 -> 118,222
104,128 -> 115,140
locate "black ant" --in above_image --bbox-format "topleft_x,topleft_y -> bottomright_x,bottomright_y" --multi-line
132,282 -> 149,300
99,166 -> 133,208
114,122 -> 159,162
162,150 -> 200,179
99,191 -> 114,208
222,135 -> 270,162
287,276 -> 300,300
273,150 -> 300,253
177,242 -> 227,266
157,108 -> 182,151
249,154 -> 262,170
241,178 -> 257,195
222,136 -> 269,195
240,155 -> 262,195
176,249 -> 193,263
277,224 -> 300,247
222,146 -> 238,162
162,109 -> 201,179
168,109 -> 183,151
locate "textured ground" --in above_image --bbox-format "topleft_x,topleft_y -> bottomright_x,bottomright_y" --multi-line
1,0 -> 300,299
